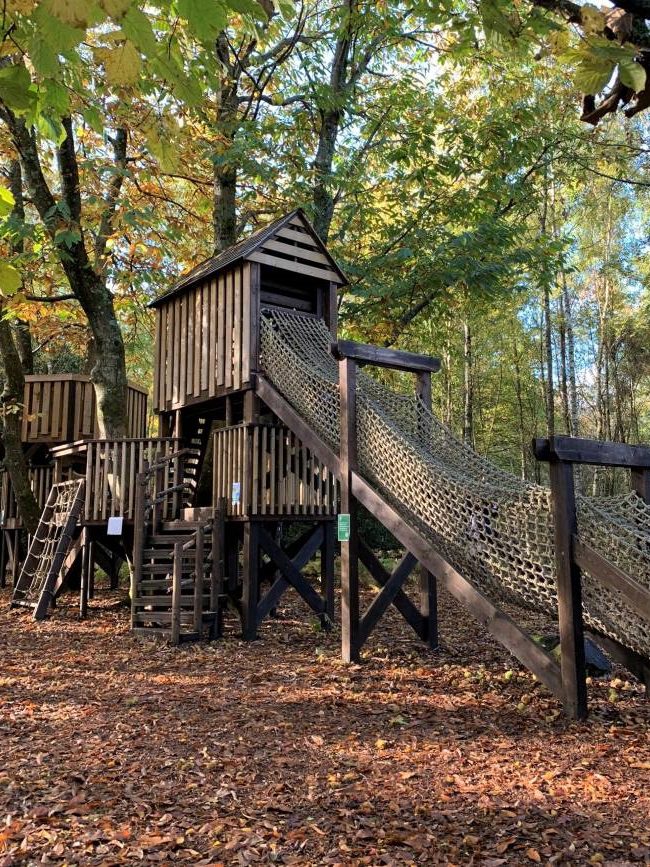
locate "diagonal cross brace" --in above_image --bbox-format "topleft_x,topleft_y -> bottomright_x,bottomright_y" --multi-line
257,526 -> 325,620
357,551 -> 418,649
358,540 -> 425,640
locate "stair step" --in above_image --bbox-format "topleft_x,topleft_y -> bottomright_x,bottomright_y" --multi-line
134,595 -> 212,605
161,521 -> 203,531
135,611 -> 198,625
138,579 -> 211,591
132,628 -> 202,643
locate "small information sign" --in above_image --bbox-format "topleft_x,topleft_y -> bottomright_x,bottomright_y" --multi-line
337,513 -> 351,543
231,481 -> 241,506
107,516 -> 123,537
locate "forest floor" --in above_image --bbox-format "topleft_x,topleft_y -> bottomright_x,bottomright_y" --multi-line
0,575 -> 649,867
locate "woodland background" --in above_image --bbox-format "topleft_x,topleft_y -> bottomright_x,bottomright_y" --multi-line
2,0 -> 650,498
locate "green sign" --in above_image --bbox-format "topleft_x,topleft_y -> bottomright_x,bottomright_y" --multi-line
337,513 -> 351,542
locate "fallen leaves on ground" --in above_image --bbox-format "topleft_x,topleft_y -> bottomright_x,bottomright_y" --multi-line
0,580 -> 649,866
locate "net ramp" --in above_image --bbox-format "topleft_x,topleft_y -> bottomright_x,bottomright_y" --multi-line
258,309 -> 650,693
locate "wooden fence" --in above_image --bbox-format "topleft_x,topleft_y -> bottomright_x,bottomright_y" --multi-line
0,466 -> 53,529
213,423 -> 338,518
21,375 -> 148,444
51,438 -> 184,523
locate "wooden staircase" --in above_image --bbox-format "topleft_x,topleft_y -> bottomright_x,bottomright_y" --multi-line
131,450 -> 225,644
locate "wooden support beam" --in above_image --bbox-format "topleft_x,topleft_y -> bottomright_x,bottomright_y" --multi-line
573,538 -> 650,623
339,356 -> 360,663
357,552 -> 417,649
333,340 -> 441,374
256,524 -> 324,623
79,528 -> 90,620
171,542 -> 182,645
631,468 -> 650,503
258,527 -> 325,617
321,521 -> 335,623
549,460 -> 588,719
358,540 -> 425,638
242,522 -> 260,640
535,435 -> 650,469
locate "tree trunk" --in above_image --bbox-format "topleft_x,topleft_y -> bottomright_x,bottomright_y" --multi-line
7,161 -> 34,375
0,314 -> 40,535
543,283 -> 555,436
212,32 -> 240,253
561,272 -> 579,436
462,320 -> 473,446
558,294 -> 571,434
3,111 -> 128,437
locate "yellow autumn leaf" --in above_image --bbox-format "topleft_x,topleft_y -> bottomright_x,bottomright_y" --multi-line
104,39 -> 141,86
46,0 -> 93,27
99,0 -> 131,17
526,848 -> 541,863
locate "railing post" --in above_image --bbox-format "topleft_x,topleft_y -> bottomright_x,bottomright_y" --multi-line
209,502 -> 225,640
415,370 -> 438,649
193,524 -> 204,635
631,467 -> 650,503
339,356 -> 360,663
131,473 -> 146,628
171,542 -> 182,645
549,456 -> 587,719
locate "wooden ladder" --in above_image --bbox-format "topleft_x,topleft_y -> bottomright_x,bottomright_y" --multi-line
11,479 -> 86,620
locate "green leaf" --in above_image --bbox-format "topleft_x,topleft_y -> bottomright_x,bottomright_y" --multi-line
0,262 -> 22,296
82,104 -> 105,134
121,5 -> 158,55
619,57 -> 646,93
0,187 -> 16,218
0,64 -> 34,113
229,0 -> 268,18
574,55 -> 614,94
177,0 -> 228,41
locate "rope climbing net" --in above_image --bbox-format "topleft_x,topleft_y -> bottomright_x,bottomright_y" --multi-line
12,480 -> 85,616
260,308 -> 650,658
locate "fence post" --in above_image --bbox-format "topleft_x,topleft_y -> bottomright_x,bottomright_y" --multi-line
631,468 -> 650,503
339,356 -> 360,663
549,456 -> 587,719
131,474 -> 146,628
171,542 -> 182,645
415,370 -> 438,649
193,524 -> 204,634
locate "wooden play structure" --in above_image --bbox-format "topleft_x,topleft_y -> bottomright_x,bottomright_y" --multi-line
5,208 -> 650,719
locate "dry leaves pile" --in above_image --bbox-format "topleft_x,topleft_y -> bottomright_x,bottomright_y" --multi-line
0,581 -> 649,866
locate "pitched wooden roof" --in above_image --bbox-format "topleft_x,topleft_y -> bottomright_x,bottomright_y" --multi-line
149,208 -> 347,308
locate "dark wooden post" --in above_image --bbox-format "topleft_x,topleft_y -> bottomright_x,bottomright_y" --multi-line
242,522 -> 260,640
87,539 -> 95,600
0,531 -> 6,589
321,520 -> 335,623
339,356 -> 360,663
193,524 -> 204,634
131,474 -> 146,628
549,458 -> 587,719
415,371 -> 438,649
79,527 -> 90,620
631,468 -> 650,503
171,542 -> 182,645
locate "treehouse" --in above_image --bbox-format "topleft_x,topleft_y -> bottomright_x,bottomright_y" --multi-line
1,374 -> 149,588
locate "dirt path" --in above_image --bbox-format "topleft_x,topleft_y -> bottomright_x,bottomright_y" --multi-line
0,584 -> 648,866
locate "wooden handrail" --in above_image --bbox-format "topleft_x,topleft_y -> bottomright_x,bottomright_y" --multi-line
142,447 -> 193,476
573,538 -> 650,621
534,435 -> 650,468
331,339 -> 441,374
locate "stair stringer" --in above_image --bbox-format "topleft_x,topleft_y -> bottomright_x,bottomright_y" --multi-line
256,374 -> 566,702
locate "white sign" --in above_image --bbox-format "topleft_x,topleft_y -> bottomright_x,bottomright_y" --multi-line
107,516 -> 124,536
231,481 -> 241,505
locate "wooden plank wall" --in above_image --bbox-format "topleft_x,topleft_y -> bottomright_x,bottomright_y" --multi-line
154,263 -> 252,412
213,424 -> 338,518
21,376 -> 148,444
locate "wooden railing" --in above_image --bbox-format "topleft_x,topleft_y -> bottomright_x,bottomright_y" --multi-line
0,466 -> 54,529
51,438 -> 185,523
212,423 -> 338,517
534,435 -> 650,717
